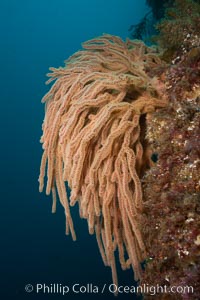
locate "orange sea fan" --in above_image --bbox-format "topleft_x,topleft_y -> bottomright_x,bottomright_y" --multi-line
39,34 -> 167,287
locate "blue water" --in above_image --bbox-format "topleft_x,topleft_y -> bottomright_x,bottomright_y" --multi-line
1,1 -> 148,299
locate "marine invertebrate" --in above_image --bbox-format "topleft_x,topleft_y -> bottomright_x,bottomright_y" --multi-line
39,34 -> 167,286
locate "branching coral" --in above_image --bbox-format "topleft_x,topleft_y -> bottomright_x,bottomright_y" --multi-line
39,34 -> 167,287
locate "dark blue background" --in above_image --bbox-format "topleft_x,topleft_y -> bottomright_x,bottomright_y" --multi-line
1,1 -> 147,299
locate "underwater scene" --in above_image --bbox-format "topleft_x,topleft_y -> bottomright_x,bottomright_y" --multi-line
2,0 -> 200,299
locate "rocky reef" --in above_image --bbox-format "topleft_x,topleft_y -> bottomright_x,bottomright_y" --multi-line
140,0 -> 200,299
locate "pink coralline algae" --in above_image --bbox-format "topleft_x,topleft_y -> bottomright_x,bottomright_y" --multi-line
140,1 -> 200,299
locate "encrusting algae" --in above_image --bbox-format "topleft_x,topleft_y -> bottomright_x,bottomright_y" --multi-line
140,0 -> 200,299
